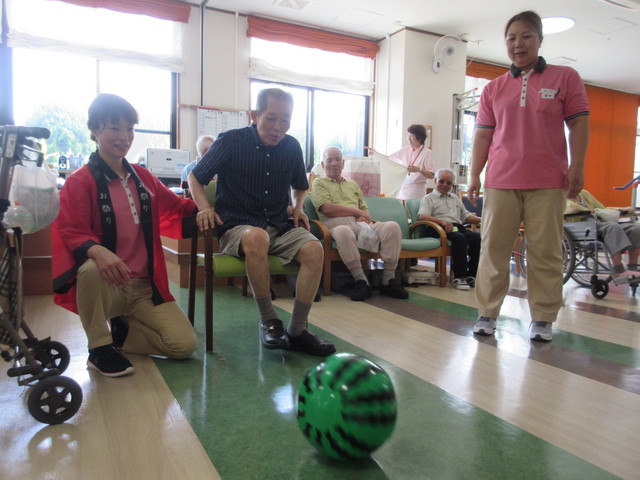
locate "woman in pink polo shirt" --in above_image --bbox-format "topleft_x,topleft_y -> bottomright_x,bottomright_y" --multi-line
467,10 -> 590,342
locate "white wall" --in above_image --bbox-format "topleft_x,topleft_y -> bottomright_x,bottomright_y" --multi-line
178,8 -> 251,158
373,29 -> 467,186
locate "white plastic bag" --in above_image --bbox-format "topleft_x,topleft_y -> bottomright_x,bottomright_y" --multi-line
7,162 -> 60,233
343,156 -> 381,197
357,221 -> 379,252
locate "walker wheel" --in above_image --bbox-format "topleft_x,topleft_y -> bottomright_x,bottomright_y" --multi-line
35,340 -> 70,374
591,279 -> 609,299
27,375 -> 83,424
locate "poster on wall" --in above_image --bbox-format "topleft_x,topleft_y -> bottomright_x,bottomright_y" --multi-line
197,107 -> 249,138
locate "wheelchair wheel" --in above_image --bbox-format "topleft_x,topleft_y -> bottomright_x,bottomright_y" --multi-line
514,235 -> 527,278
561,231 -> 575,284
516,234 -> 574,284
35,340 -> 71,374
27,375 -> 83,425
591,278 -> 609,299
571,244 -> 612,287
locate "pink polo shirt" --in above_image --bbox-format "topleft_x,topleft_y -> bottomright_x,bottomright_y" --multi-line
107,174 -> 148,278
477,62 -> 589,189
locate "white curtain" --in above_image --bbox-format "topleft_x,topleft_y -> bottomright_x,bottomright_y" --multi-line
6,0 -> 185,72
249,38 -> 374,96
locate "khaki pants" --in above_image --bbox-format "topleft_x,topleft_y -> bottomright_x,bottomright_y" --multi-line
76,260 -> 198,358
476,188 -> 565,323
324,217 -> 402,271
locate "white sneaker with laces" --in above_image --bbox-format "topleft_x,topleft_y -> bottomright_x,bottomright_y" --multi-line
473,316 -> 496,335
530,321 -> 552,342
453,278 -> 470,291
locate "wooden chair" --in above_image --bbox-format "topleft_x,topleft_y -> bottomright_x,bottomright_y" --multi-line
305,195 -> 450,294
187,182 -> 299,352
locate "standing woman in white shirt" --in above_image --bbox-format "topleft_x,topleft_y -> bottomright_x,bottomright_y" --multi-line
368,124 -> 435,200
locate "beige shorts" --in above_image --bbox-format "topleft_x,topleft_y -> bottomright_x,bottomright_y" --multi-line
219,225 -> 319,265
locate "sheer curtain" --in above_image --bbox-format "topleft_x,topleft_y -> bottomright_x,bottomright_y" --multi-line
6,0 -> 189,72
247,16 -> 377,96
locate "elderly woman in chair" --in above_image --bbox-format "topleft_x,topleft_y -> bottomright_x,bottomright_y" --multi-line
566,189 -> 639,282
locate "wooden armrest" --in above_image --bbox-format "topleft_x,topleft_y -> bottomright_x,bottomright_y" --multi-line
410,220 -> 447,243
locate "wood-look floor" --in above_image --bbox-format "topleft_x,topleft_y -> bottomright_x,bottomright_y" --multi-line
1,270 -> 639,479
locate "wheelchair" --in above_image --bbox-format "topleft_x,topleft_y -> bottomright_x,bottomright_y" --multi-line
562,212 -> 638,298
513,212 -> 639,299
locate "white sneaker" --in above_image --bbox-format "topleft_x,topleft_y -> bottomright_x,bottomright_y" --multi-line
530,321 -> 552,342
466,276 -> 476,288
453,278 -> 470,291
473,316 -> 496,335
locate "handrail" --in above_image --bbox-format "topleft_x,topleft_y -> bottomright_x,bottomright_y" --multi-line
613,175 -> 640,190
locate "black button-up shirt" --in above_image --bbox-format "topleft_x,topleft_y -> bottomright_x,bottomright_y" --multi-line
192,125 -> 308,238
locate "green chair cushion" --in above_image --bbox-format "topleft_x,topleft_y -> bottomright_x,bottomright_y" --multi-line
401,237 -> 442,251
198,252 -> 298,277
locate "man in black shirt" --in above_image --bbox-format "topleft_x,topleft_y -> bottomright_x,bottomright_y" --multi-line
188,88 -> 334,357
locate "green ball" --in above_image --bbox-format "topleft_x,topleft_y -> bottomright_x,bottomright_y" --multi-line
297,353 -> 397,461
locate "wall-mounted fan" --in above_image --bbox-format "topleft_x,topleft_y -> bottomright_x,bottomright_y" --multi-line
432,35 -> 463,73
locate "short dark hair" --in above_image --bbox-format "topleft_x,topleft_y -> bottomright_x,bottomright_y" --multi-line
87,94 -> 138,141
255,88 -> 294,115
505,11 -> 543,40
407,124 -> 427,145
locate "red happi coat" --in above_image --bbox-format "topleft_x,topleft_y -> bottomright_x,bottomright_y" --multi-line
52,158 -> 196,314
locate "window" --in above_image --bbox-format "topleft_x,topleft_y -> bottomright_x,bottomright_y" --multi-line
251,81 -> 368,170
5,0 -> 182,167
249,36 -> 371,169
13,48 -> 172,166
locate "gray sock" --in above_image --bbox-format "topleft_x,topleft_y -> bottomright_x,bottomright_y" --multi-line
381,266 -> 396,286
612,264 -> 626,274
287,300 -> 311,337
255,296 -> 278,324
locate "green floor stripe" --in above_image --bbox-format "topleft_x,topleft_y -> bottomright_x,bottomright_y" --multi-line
408,290 -> 640,368
155,285 -> 618,480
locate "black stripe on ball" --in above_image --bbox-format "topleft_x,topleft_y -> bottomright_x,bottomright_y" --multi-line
328,356 -> 362,390
325,430 -> 359,460
343,391 -> 396,405
342,412 -> 397,425
335,425 -> 376,453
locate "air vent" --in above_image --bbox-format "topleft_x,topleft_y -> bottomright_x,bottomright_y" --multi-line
599,0 -> 640,10
273,0 -> 314,9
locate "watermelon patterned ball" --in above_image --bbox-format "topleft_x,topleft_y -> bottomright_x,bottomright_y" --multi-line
297,353 -> 397,461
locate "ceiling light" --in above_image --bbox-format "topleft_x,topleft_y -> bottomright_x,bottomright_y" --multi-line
542,17 -> 576,34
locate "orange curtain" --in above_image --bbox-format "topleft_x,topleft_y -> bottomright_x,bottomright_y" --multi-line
583,86 -> 639,207
55,0 -> 191,23
466,61 -> 507,80
247,16 -> 378,59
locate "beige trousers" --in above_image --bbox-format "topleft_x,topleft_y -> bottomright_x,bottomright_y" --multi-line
76,259 -> 198,358
323,217 -> 402,271
476,188 -> 566,323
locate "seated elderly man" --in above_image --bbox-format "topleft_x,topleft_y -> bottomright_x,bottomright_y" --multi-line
418,168 -> 481,291
311,146 -> 408,301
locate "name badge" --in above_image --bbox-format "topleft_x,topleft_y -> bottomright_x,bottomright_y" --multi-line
540,88 -> 559,99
